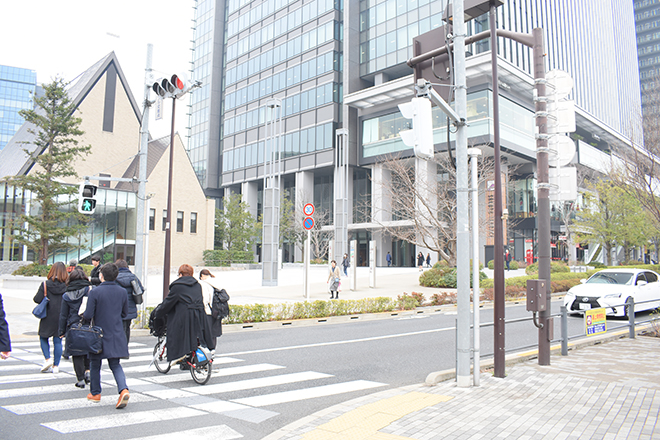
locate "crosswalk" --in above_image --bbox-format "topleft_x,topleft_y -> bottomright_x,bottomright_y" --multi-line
0,339 -> 387,439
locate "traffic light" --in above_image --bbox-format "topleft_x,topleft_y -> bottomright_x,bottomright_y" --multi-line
152,73 -> 192,99
77,182 -> 97,214
398,97 -> 434,159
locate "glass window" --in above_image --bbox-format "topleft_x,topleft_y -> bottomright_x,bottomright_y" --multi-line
162,210 -> 167,231
300,129 -> 308,153
149,208 -> 155,231
176,211 -> 184,233
316,124 -> 325,150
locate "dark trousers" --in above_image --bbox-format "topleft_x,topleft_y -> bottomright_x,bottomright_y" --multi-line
72,355 -> 89,382
123,319 -> 131,345
205,314 -> 217,351
90,358 -> 127,396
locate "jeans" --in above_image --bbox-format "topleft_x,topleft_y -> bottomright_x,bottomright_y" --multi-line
40,337 -> 62,366
90,358 -> 127,396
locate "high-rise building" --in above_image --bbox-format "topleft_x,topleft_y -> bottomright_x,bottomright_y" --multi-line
0,65 -> 37,151
190,0 -> 642,266
634,0 -> 660,115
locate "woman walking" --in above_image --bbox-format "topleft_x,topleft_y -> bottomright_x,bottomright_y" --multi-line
33,262 -> 67,373
58,267 -> 92,388
327,260 -> 341,299
199,268 -> 223,354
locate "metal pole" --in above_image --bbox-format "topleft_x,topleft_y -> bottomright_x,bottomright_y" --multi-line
533,27 -> 551,365
560,305 -> 568,355
454,0 -> 471,388
162,97 -> 176,300
627,297 -> 635,339
469,148 -> 481,386
490,0 -> 506,379
305,228 -> 311,300
135,44 -> 151,303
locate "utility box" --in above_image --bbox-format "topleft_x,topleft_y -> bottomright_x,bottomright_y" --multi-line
526,279 -> 547,312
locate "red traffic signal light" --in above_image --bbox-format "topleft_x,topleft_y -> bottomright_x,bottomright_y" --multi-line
152,73 -> 190,99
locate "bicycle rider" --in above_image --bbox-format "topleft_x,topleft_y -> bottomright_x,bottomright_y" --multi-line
155,264 -> 208,367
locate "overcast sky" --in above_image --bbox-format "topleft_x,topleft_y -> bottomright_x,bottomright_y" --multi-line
2,0 -> 196,138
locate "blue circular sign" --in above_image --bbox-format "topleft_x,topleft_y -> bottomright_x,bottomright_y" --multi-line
303,217 -> 314,230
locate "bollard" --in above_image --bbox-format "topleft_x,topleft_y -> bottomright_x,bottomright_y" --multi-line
627,297 -> 635,339
561,305 -> 568,356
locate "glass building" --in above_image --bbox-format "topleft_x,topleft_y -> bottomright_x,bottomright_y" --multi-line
189,0 -> 642,266
0,65 -> 37,151
635,0 -> 660,115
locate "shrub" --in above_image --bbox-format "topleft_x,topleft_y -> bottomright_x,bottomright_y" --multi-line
525,261 -> 570,275
487,259 -> 517,270
12,263 -> 50,277
410,292 -> 426,306
590,262 -> 607,268
203,249 -> 254,266
429,291 -> 456,305
419,267 -> 487,288
481,285 -> 527,301
396,293 -> 420,310
550,278 -> 583,292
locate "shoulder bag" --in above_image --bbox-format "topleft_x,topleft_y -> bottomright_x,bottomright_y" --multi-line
32,281 -> 49,319
66,320 -> 103,355
130,278 -> 144,305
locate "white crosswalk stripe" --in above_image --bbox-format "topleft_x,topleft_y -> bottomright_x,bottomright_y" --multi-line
0,339 -> 389,439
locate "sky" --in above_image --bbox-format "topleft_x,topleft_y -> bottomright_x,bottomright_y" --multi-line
2,0 -> 196,139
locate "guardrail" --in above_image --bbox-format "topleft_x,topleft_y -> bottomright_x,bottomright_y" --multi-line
470,297 -> 658,360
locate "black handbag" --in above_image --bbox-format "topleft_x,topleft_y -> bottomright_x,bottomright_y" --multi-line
130,278 -> 144,305
67,321 -> 103,354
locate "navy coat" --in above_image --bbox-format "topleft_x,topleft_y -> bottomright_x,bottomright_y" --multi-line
0,293 -> 10,353
58,279 -> 92,356
83,281 -> 129,360
115,268 -> 142,320
33,280 -> 66,338
156,276 -> 207,362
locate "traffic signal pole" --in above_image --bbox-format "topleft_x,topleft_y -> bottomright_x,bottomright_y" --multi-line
162,97 -> 176,299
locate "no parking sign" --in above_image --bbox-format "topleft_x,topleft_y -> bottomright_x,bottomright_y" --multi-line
303,217 -> 314,230
303,203 -> 315,230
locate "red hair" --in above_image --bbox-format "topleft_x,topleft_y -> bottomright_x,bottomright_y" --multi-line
178,264 -> 194,277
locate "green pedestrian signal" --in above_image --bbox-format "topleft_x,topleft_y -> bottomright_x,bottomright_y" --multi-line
78,182 -> 97,214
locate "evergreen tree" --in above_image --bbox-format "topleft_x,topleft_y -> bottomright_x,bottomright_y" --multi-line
215,193 -> 257,255
4,78 -> 91,265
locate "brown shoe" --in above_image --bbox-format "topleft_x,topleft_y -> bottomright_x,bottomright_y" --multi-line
87,393 -> 100,402
116,389 -> 130,409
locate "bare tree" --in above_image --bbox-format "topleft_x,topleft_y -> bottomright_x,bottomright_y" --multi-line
369,152 -> 494,265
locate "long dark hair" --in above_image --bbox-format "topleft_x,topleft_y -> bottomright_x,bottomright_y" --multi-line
67,267 -> 89,285
47,262 -> 68,283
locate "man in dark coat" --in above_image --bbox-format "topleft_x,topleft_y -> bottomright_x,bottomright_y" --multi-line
83,263 -> 130,409
89,255 -> 101,286
156,264 -> 207,364
114,259 -> 143,344
0,293 -> 11,359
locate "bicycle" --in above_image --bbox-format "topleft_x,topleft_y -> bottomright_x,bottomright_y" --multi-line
151,335 -> 213,385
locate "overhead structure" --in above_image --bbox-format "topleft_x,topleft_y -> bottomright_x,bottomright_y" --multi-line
262,99 -> 282,287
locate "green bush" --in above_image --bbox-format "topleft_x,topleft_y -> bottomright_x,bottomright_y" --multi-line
429,291 -> 456,305
396,293 -> 419,310
12,264 -> 50,277
525,261 -> 570,275
419,266 -> 487,288
590,262 -> 607,268
203,249 -> 254,266
487,259 -> 518,270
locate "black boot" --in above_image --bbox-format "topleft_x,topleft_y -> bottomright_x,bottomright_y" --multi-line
335,292 -> 339,299
330,292 -> 335,299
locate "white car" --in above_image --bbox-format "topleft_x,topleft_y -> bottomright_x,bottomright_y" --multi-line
563,268 -> 660,317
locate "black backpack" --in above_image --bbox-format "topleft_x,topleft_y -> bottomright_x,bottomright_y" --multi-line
211,288 -> 230,320
148,304 -> 167,337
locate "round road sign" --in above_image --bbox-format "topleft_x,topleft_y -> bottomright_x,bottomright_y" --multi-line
303,203 -> 315,216
303,217 -> 315,230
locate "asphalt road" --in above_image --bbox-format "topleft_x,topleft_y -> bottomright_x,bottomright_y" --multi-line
0,300 -> 599,440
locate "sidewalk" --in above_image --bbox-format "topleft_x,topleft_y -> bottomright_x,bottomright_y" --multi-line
265,335 -> 660,440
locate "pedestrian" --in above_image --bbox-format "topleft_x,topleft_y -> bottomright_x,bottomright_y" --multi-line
155,264 -> 207,367
0,293 -> 11,360
341,253 -> 349,276
505,249 -> 511,271
114,259 -> 144,345
386,251 -> 392,267
198,268 -> 223,354
67,259 -> 77,273
89,254 -> 101,286
417,252 -> 424,271
426,253 -> 431,268
83,263 -> 130,409
34,261 -> 67,373
58,267 -> 92,388
327,260 -> 341,299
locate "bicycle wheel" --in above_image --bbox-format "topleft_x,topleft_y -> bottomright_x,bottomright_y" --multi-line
190,358 -> 212,385
153,340 -> 170,374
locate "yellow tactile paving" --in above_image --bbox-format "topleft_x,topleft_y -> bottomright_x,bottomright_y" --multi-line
302,391 -> 453,440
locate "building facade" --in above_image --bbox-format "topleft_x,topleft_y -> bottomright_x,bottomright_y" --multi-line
635,0 -> 660,115
0,65 -> 37,151
190,0 -> 642,266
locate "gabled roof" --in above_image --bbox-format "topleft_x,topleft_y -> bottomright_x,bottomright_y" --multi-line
115,135 -> 170,191
0,52 -> 143,179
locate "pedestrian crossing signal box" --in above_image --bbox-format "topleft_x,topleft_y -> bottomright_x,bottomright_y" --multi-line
78,182 -> 97,214
526,279 -> 547,312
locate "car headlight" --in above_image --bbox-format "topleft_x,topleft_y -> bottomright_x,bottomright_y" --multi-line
604,293 -> 622,299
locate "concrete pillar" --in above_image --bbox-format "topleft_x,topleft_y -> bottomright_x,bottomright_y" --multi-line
295,171 -> 314,262
372,164 -> 392,266
415,158 -> 437,263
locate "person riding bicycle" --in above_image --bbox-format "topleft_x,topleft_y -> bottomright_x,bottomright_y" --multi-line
155,264 -> 207,365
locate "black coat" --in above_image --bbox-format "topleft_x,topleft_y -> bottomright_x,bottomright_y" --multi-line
83,281 -> 129,360
0,293 -> 10,353
115,268 -> 142,320
58,279 -> 92,356
90,265 -> 101,286
156,276 -> 207,362
33,279 -> 67,338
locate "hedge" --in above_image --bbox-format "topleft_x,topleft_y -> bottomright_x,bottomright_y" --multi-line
480,270 -> 598,290
13,263 -> 95,277
487,260 -> 519,270
203,249 -> 255,266
419,267 -> 487,288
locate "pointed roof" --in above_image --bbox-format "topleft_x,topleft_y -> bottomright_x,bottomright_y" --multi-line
0,52 -> 143,179
115,135 -> 170,191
